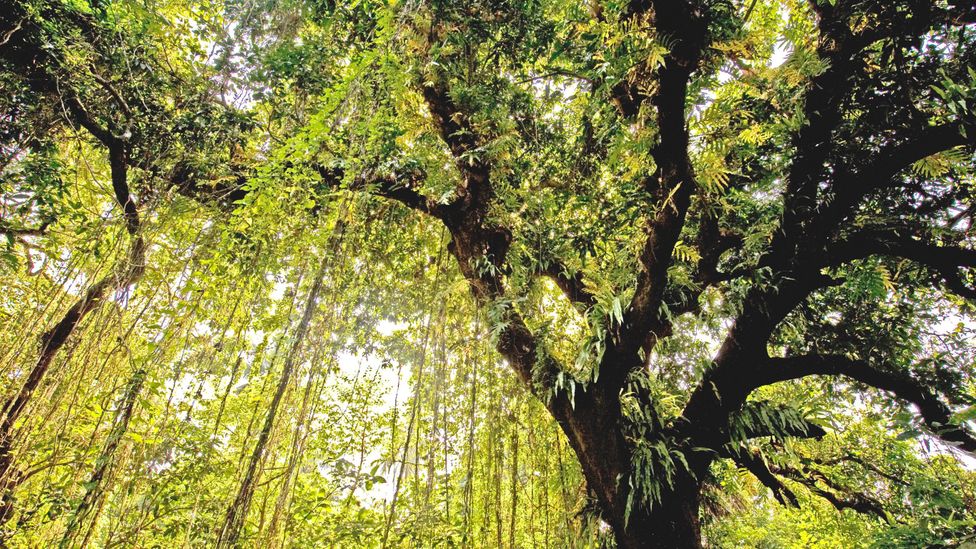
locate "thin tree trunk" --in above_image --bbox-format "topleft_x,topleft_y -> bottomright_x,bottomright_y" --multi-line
380,311 -> 436,548
509,412 -> 518,549
381,243 -> 445,548
268,214 -> 350,547
59,366 -> 148,548
461,345 -> 477,545
266,346 -> 324,546
216,230 -> 337,547
493,390 -> 503,549
0,145 -> 144,525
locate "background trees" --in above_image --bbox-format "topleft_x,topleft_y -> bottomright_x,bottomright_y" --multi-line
2,0 -> 976,547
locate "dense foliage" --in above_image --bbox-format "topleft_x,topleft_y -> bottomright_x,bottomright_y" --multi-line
2,0 -> 976,547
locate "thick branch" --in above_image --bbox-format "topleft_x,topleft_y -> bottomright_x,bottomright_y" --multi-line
0,132 -> 145,498
777,3 -> 866,245
756,354 -> 976,455
314,165 -> 449,219
63,95 -> 118,149
538,261 -> 596,309
827,228 -> 976,299
413,76 -> 633,509
828,229 -> 976,269
661,217 -> 744,321
824,121 -> 975,224
109,144 -> 139,235
420,80 -> 490,216
614,2 -> 709,382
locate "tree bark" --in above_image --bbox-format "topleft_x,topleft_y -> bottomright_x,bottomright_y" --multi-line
618,494 -> 703,549
556,401 -> 704,549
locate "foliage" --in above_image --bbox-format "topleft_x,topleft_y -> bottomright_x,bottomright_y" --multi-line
2,0 -> 976,547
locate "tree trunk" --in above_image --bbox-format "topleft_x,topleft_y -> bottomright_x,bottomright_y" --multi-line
444,207 -> 707,548
569,431 -> 703,548
216,248 -> 331,548
0,235 -> 145,525
0,144 -> 143,527
611,484 -> 703,549
60,366 -> 148,548
542,381 -> 704,548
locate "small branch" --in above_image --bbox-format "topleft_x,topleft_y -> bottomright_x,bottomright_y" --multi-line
768,460 -> 888,520
0,220 -> 50,237
942,269 -> 976,300
515,70 -> 593,85
803,453 -> 911,487
727,448 -> 799,507
0,18 -> 23,47
661,221 -> 745,321
537,261 -> 596,309
91,73 -> 132,117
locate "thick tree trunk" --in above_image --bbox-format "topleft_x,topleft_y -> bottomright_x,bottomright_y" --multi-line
558,406 -> 704,549
444,220 -> 707,548
611,482 -> 703,549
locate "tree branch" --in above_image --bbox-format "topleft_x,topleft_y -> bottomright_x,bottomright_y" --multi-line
826,227 -> 976,299
803,453 -> 911,487
420,79 -> 490,217
537,261 -> 596,309
768,460 -> 889,520
661,217 -> 745,322
824,121 -> 975,223
612,2 -> 710,385
755,354 -> 976,455
314,164 -> 450,219
776,2 -> 869,247
828,229 -> 976,269
414,74 -> 576,401
63,95 -> 118,148
726,448 -> 799,507
0,221 -> 50,237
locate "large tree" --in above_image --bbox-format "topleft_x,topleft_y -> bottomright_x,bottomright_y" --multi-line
290,1 -> 976,546
4,0 -> 976,547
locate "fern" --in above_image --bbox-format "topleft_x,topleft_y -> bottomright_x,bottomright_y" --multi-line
911,147 -> 969,179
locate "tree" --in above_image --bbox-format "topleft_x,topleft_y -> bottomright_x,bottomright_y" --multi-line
0,0 -> 247,522
263,1 -> 976,546
3,0 -> 976,547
